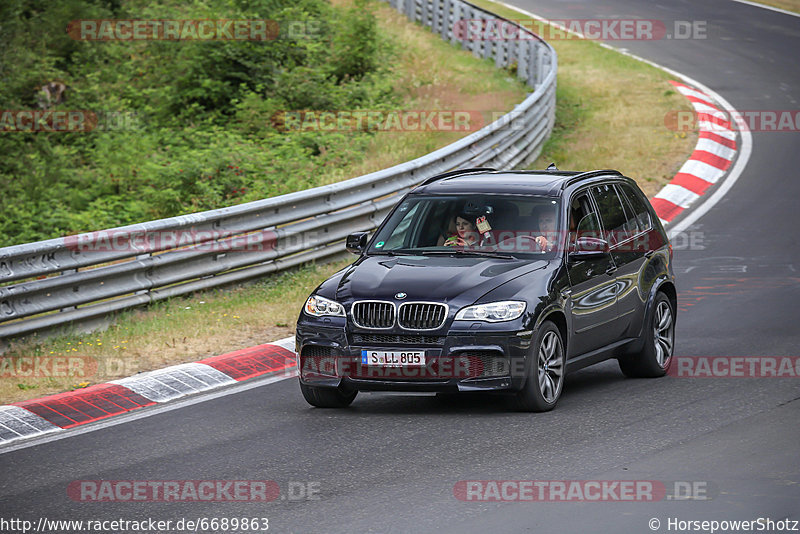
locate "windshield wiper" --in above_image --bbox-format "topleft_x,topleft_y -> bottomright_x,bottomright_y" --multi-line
416,249 -> 516,260
370,249 -> 419,256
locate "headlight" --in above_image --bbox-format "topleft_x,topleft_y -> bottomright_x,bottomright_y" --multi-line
455,300 -> 526,322
303,295 -> 345,318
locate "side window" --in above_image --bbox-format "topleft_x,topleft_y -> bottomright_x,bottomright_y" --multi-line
569,191 -> 601,246
617,184 -> 652,234
591,184 -> 628,246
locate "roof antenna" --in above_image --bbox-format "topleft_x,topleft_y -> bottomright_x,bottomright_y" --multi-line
546,163 -> 558,171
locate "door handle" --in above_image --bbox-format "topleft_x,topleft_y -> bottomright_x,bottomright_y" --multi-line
644,250 -> 655,258
605,266 -> 618,276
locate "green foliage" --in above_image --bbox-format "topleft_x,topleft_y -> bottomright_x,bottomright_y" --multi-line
328,0 -> 381,83
0,0 -> 395,246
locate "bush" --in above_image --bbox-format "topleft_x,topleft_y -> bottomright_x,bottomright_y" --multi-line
0,0 -> 394,247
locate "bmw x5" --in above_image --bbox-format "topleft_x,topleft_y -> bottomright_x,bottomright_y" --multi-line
295,167 -> 677,411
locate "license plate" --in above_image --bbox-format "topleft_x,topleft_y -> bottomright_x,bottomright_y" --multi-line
361,350 -> 426,367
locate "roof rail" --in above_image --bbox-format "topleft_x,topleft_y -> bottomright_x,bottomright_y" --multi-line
419,167 -> 497,186
560,169 -> 622,189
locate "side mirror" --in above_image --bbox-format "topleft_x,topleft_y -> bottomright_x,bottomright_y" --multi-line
568,237 -> 609,262
346,232 -> 369,255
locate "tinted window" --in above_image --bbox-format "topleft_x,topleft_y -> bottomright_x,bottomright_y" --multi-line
617,184 -> 652,233
569,191 -> 602,245
614,185 -> 641,235
591,184 -> 628,245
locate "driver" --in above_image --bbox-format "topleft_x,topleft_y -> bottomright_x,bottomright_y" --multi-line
533,207 -> 558,251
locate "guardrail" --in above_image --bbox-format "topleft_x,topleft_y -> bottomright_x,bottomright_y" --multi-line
0,0 -> 556,343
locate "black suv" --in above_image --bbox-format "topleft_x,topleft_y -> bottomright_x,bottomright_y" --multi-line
295,168 -> 676,411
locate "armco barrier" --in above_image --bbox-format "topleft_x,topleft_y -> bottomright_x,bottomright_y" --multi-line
0,0 -> 556,343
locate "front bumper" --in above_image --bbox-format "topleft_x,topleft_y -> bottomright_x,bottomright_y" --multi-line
295,322 -> 533,393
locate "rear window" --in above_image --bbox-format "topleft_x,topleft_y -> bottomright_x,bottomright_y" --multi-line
617,183 -> 652,234
591,184 -> 629,245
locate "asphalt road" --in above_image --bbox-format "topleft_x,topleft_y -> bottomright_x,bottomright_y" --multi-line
2,1 -> 799,532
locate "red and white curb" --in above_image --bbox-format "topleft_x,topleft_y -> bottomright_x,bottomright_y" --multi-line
0,337 -> 296,446
651,81 -> 740,226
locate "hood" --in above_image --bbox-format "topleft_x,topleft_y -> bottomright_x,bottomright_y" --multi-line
336,255 -> 548,307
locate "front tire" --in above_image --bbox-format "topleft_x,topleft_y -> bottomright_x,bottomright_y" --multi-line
511,321 -> 565,412
619,292 -> 675,378
299,382 -> 357,408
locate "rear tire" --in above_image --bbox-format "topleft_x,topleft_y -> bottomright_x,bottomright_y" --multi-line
299,382 -> 357,408
619,292 -> 675,378
510,321 -> 565,412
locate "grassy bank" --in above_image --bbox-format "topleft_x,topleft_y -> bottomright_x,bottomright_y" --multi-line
750,0 -> 800,13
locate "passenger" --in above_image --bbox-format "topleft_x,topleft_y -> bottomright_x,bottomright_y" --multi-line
533,207 -> 558,251
443,214 -> 480,247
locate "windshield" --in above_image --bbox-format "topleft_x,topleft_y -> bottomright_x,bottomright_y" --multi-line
368,194 -> 563,258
